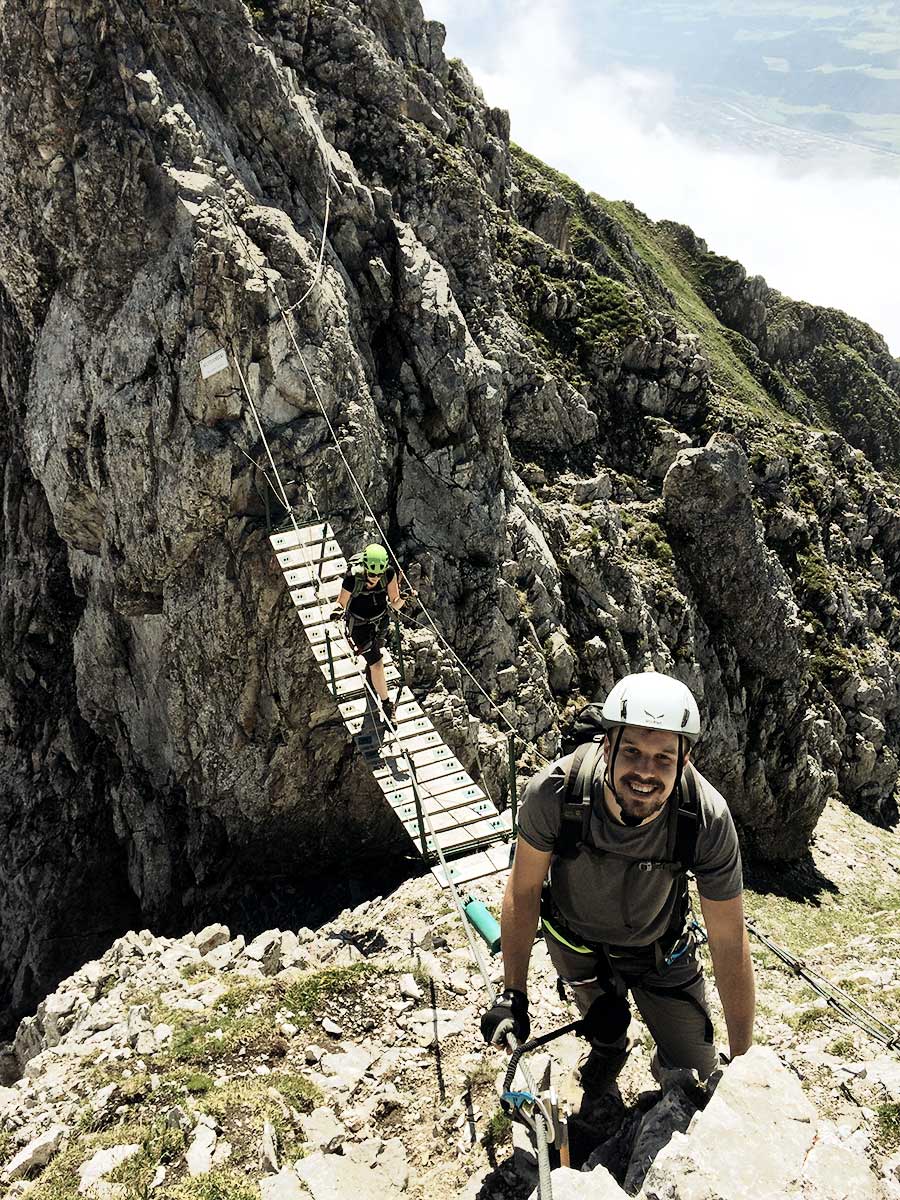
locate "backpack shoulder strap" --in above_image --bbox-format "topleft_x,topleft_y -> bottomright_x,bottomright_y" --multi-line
673,762 -> 701,872
557,740 -> 603,855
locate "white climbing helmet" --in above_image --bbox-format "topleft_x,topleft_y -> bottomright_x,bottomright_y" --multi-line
601,672 -> 701,744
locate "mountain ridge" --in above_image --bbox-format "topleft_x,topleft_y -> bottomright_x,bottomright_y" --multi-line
0,0 -> 898,1040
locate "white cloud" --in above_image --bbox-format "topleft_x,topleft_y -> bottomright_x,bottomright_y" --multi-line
425,0 -> 900,354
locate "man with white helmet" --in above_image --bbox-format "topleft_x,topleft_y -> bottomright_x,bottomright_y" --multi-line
481,671 -> 755,1090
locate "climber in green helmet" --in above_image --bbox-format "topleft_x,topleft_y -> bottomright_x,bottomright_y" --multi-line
331,543 -> 408,723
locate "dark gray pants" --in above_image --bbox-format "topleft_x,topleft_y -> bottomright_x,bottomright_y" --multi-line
544,931 -> 719,1080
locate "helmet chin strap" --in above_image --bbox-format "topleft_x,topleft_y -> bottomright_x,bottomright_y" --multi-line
605,727 -> 641,824
605,728 -> 686,826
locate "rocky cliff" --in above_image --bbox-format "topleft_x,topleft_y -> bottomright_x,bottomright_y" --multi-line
2,796 -> 900,1199
1,0 -> 899,1027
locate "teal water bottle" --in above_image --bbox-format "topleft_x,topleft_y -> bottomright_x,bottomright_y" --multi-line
464,896 -> 501,954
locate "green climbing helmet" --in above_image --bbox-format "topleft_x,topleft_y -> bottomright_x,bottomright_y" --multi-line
362,543 -> 389,575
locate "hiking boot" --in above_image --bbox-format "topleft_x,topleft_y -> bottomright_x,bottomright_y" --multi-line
650,1049 -> 698,1093
577,1038 -> 634,1095
381,697 -> 395,723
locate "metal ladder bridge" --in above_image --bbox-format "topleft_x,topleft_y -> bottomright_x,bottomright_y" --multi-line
270,520 -> 514,888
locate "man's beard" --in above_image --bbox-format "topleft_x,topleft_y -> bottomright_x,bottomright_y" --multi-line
616,775 -> 669,825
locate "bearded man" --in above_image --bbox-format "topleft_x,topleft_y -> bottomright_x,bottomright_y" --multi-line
480,671 -> 755,1090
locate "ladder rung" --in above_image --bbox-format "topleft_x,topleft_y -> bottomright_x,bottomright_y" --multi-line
284,559 -> 347,588
338,685 -> 403,718
391,730 -> 439,753
383,778 -> 482,809
273,520 -> 513,885
311,641 -> 394,668
382,771 -> 462,802
408,756 -> 466,784
270,522 -> 333,551
409,743 -> 454,769
351,710 -> 428,736
304,604 -> 340,633
420,778 -> 484,805
413,821 -> 498,853
291,578 -> 342,608
346,700 -> 424,735
331,666 -> 400,699
392,790 -> 493,823
431,848 -> 508,888
276,540 -> 343,568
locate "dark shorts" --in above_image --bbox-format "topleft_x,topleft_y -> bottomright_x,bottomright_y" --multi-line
347,616 -> 388,666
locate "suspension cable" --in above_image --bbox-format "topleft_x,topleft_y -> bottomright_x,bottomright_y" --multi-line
747,919 -> 900,1050
206,182 -> 550,774
130,3 -> 551,1184
223,216 -> 557,1189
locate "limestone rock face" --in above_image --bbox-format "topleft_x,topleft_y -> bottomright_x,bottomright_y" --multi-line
1,0 -> 899,1026
638,1046 -> 880,1200
663,434 -> 825,855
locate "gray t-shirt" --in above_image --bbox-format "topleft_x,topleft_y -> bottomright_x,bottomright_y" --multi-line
518,751 -> 743,948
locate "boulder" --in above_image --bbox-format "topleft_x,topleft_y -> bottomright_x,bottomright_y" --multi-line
260,1167 -> 307,1200
4,1124 -> 68,1181
195,924 -> 230,955
295,1138 -> 409,1199
637,1046 -> 879,1200
186,1123 -> 217,1176
77,1144 -> 141,1195
528,1165 -> 626,1199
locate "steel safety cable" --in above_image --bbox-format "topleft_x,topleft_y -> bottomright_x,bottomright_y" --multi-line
207,139 -> 554,1190
229,343 -> 506,813
394,608 -> 553,769
133,7 -> 550,1182
747,921 -> 899,1048
214,192 -> 552,779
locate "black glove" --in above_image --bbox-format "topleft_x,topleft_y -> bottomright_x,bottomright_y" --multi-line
330,605 -> 345,621
480,988 -> 530,1046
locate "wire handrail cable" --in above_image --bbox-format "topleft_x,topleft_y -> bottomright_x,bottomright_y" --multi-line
747,919 -> 900,1050
204,187 -> 552,770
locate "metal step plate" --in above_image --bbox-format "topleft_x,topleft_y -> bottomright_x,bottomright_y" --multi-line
400,801 -> 501,840
275,519 -> 511,874
276,540 -> 343,569
302,609 -> 341,634
291,578 -> 343,609
431,843 -> 512,889
270,522 -> 333,552
284,559 -> 347,589
329,665 -> 400,700
384,782 -> 489,820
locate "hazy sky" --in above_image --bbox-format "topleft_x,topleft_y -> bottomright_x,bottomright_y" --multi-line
425,0 -> 900,355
